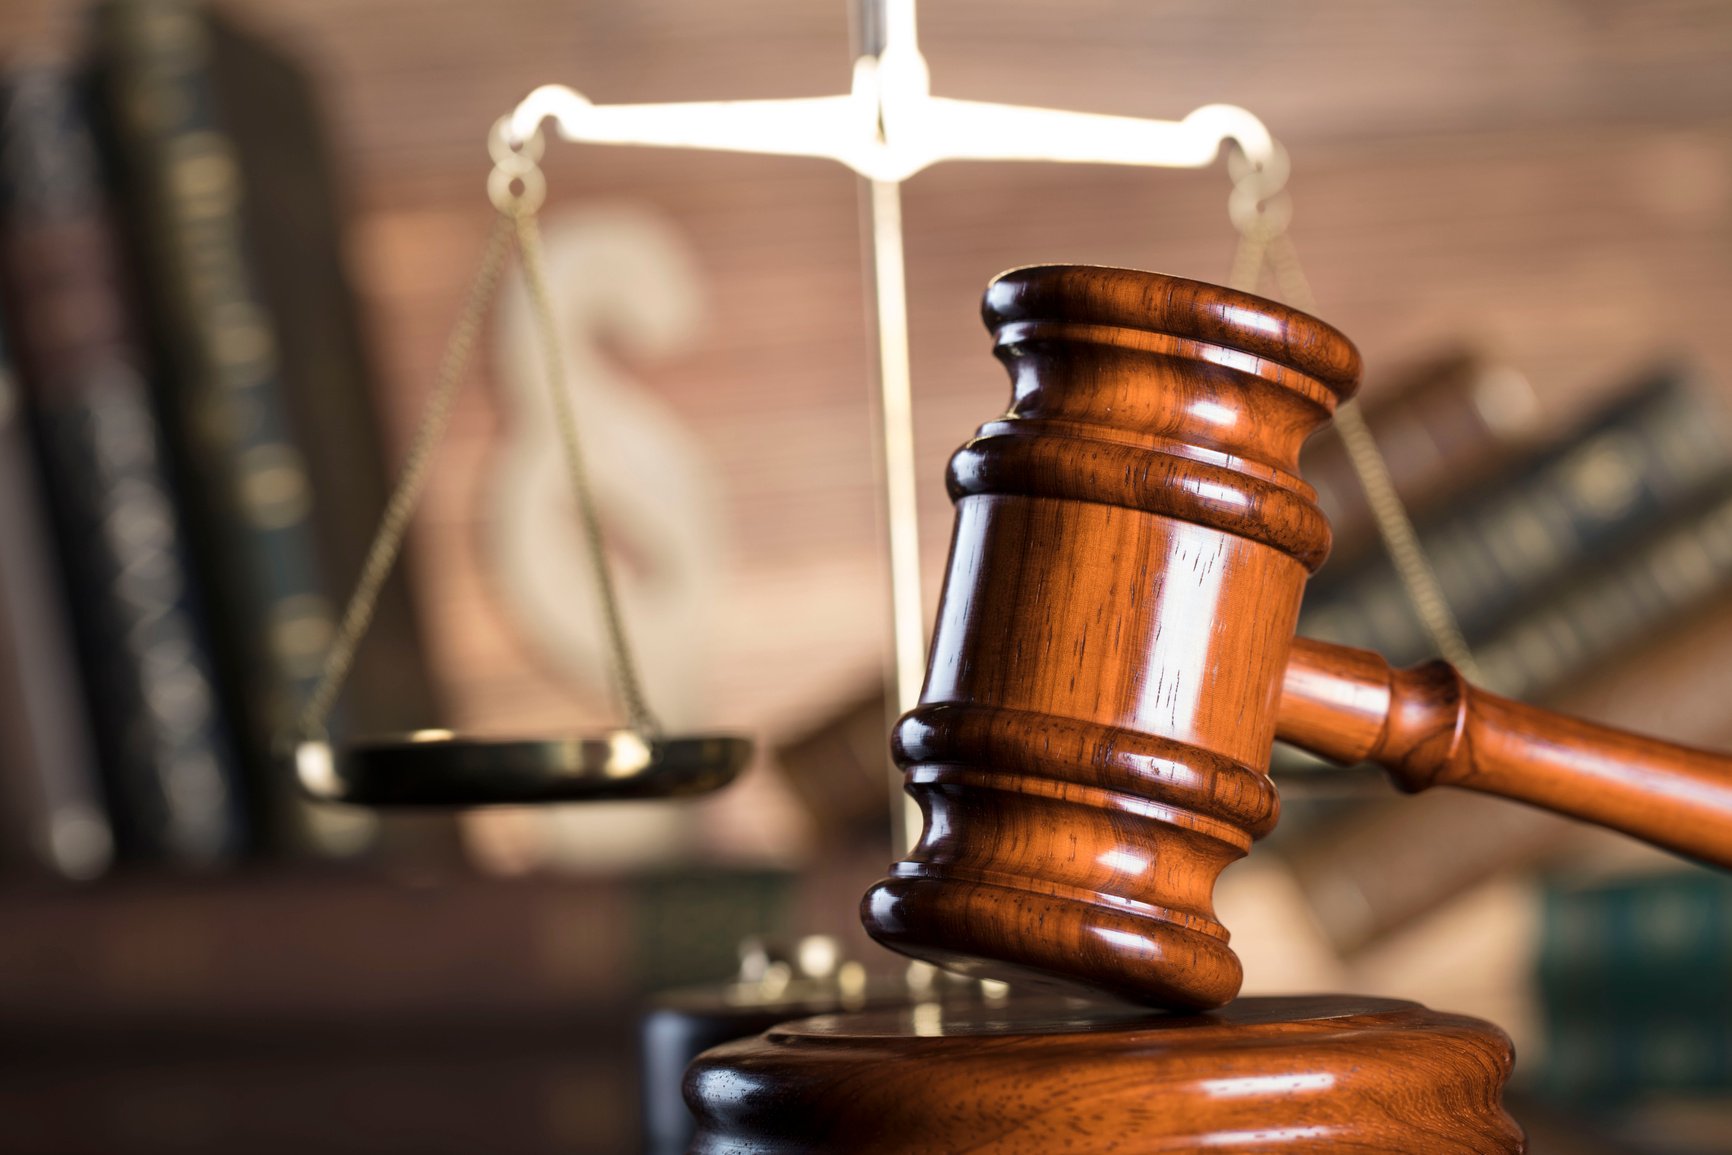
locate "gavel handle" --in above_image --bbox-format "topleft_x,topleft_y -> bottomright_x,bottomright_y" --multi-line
1277,636 -> 1732,870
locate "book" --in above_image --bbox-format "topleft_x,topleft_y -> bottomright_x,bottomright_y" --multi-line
1303,349 -> 1543,572
0,67 -> 244,865
1534,871 -> 1732,1101
1470,482 -> 1732,699
1555,586 -> 1732,744
1301,368 -> 1732,669
200,6 -> 458,863
0,324 -> 113,880
205,8 -> 441,743
1539,870 -> 1732,1021
89,0 -> 346,855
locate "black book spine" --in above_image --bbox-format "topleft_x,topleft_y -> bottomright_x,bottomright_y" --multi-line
1473,482 -> 1732,699
0,69 -> 245,865
1302,369 -> 1732,668
90,0 -> 345,854
0,326 -> 114,879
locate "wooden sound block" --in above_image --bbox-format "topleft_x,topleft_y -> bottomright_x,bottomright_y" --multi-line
685,994 -> 1525,1153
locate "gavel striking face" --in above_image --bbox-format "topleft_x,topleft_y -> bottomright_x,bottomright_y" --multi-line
862,264 -> 1732,1011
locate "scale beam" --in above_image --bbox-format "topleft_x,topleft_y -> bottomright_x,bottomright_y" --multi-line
505,0 -> 1276,180
507,83 -> 1275,183
497,0 -> 1282,856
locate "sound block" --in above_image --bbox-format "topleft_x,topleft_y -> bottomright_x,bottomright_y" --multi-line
685,994 -> 1525,1153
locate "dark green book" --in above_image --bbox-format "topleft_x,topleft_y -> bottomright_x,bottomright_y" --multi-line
88,0 -> 343,855
1539,871 -> 1732,1020
1535,871 -> 1732,1101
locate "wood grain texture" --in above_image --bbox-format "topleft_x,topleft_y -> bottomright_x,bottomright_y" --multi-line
684,994 -> 1525,1154
864,264 -> 1732,1019
861,266 -> 1359,1010
1278,636 -> 1732,869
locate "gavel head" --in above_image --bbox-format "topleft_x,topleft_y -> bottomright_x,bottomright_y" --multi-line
861,265 -> 1361,1011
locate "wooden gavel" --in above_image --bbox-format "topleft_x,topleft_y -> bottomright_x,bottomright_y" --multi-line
861,264 -> 1732,1013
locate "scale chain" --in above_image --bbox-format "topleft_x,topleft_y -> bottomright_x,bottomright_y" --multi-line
295,214 -> 516,743
295,127 -> 661,746
1225,148 -> 1483,681
510,205 -> 662,738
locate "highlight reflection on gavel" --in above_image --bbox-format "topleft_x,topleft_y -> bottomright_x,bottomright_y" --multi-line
861,265 -> 1732,1013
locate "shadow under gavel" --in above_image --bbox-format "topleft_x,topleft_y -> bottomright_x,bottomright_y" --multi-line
860,264 -> 1732,1013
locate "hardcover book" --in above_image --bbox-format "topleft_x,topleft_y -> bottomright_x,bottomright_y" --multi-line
0,325 -> 113,879
90,0 -> 348,854
0,67 -> 244,865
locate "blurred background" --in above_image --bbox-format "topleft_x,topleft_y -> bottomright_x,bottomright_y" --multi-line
0,0 -> 1729,1152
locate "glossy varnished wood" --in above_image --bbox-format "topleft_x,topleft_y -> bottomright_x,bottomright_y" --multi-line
864,264 -> 1732,1017
862,266 -> 1362,1009
684,994 -> 1524,1154
1279,637 -> 1732,869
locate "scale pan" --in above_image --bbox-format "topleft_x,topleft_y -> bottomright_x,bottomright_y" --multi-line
295,731 -> 752,807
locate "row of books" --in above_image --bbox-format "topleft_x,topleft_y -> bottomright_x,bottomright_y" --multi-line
0,0 -> 437,876
1299,352 -> 1732,705
1265,350 -> 1732,817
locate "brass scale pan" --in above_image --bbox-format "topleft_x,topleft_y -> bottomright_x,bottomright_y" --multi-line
296,732 -> 753,807
295,182 -> 750,809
